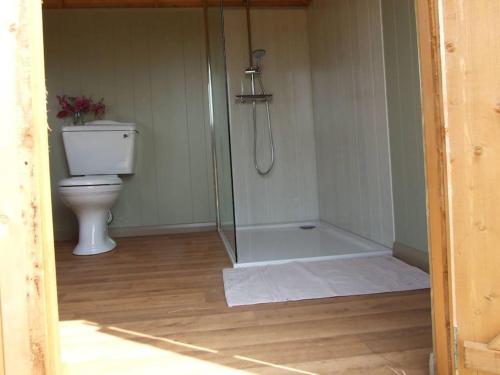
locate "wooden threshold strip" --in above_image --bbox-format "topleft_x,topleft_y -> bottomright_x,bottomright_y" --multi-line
43,0 -> 312,9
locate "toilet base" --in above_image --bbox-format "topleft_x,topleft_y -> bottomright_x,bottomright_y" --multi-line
72,209 -> 118,256
59,182 -> 122,256
73,236 -> 116,256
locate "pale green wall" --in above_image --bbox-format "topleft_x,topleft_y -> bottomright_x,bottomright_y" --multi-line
382,0 -> 428,252
43,9 -> 216,240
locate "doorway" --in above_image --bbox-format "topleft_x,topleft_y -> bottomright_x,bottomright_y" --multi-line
2,0 -> 484,374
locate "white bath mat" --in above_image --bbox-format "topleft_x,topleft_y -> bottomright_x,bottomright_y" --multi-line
223,256 -> 429,307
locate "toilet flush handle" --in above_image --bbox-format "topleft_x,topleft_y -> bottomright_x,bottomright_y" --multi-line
123,130 -> 139,138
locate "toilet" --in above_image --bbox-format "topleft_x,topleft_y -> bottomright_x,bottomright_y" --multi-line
58,120 -> 137,256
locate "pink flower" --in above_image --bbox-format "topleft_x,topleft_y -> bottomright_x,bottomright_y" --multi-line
62,101 -> 75,113
74,96 -> 91,112
57,95 -> 75,114
57,110 -> 70,118
91,99 -> 106,117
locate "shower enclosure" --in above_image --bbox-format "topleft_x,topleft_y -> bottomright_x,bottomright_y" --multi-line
206,0 -> 426,267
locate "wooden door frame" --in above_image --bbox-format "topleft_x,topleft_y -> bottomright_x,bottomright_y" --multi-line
415,1 -> 453,374
0,0 -> 60,374
0,0 -> 455,374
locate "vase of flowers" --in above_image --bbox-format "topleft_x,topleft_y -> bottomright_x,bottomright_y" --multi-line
56,95 -> 106,125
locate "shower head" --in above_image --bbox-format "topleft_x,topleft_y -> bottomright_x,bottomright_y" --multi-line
253,49 -> 266,59
252,49 -> 266,67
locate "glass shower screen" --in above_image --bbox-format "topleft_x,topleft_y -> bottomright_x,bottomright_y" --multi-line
205,1 -> 237,262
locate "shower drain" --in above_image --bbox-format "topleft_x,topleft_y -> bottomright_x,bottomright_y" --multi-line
299,225 -> 316,230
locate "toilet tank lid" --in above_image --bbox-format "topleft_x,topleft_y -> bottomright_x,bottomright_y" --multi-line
62,120 -> 136,132
59,175 -> 122,187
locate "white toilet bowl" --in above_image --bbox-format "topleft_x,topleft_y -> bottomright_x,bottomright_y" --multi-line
59,175 -> 122,256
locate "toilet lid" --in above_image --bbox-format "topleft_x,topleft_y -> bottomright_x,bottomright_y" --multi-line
59,175 -> 122,187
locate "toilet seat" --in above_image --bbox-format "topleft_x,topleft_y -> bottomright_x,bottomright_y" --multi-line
59,175 -> 122,187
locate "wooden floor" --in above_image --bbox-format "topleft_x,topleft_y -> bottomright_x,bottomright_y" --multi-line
56,232 -> 432,375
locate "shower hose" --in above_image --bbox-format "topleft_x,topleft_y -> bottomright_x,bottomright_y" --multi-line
252,74 -> 275,176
